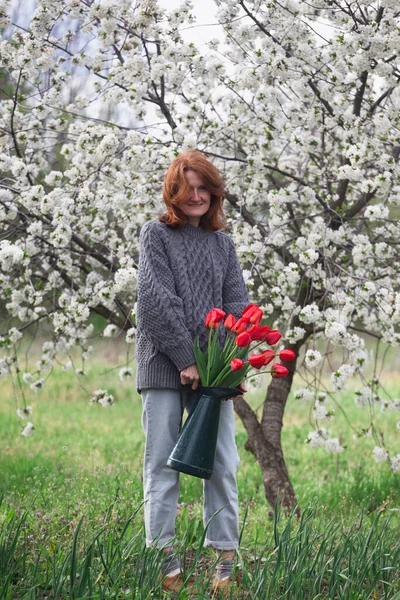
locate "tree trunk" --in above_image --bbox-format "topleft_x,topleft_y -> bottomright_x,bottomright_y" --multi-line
233,356 -> 299,514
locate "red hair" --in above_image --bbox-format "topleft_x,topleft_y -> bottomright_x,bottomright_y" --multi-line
158,150 -> 226,231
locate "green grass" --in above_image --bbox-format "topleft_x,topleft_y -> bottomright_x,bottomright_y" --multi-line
0,361 -> 399,599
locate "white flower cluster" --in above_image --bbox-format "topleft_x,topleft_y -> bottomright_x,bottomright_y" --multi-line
0,357 -> 12,378
103,324 -> 118,338
294,388 -> 314,402
331,364 -> 355,391
354,387 -> 372,408
299,248 -> 319,265
391,454 -> 400,474
17,406 -> 33,420
304,349 -> 322,369
372,447 -> 388,463
0,240 -> 24,272
114,267 -> 137,293
299,304 -> 321,325
324,321 -> 348,345
307,428 -> 329,448
306,429 -> 343,453
125,327 -> 135,344
30,378 -> 45,393
21,422 -> 34,437
285,327 -> 306,343
325,438 -> 344,454
313,400 -> 333,422
119,367 -> 133,381
90,389 -> 115,407
9,328 -> 23,344
364,204 -> 389,221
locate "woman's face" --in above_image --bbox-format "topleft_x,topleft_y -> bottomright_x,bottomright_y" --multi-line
180,169 -> 211,227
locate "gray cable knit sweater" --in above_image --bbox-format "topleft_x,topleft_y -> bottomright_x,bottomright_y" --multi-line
135,220 -> 249,394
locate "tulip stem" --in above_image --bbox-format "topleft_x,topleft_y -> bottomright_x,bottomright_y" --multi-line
206,326 -> 213,385
244,370 -> 272,380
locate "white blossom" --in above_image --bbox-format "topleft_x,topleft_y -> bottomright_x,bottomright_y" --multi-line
90,389 -> 115,407
325,438 -> 344,454
119,367 -> 133,381
299,248 -> 319,265
82,346 -> 94,361
21,422 -> 34,437
306,428 -> 329,448
0,241 -> 24,272
299,304 -> 321,325
372,447 -> 388,463
294,388 -> 314,402
114,267 -> 137,293
9,327 -> 23,343
22,372 -> 34,384
364,204 -> 389,221
354,387 -> 371,408
103,324 -> 118,337
305,349 -> 322,369
125,327 -> 136,344
331,364 -> 355,391
324,321 -> 348,345
390,454 -> 400,474
30,378 -> 45,393
285,327 -> 306,343
17,406 -> 33,420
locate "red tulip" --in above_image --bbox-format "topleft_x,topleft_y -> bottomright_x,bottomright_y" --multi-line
231,317 -> 250,334
231,358 -> 245,371
224,314 -> 236,330
271,364 -> 289,378
248,325 -> 262,341
258,325 -> 272,341
261,349 -> 276,365
205,308 -> 226,328
248,354 -> 267,369
242,304 -> 263,325
242,303 -> 258,317
265,330 -> 282,345
236,332 -> 252,347
279,349 -> 296,362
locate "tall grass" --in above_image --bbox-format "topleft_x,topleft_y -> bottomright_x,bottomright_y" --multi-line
1,498 -> 399,599
1,361 -> 399,599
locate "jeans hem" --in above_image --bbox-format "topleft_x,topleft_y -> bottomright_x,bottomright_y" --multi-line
204,538 -> 238,550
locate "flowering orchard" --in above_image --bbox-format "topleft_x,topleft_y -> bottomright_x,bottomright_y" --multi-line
0,0 -> 399,508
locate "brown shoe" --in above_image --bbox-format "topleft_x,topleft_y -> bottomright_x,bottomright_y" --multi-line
212,574 -> 243,598
161,572 -> 198,596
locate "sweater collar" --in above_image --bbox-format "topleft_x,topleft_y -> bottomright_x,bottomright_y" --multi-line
181,222 -> 210,239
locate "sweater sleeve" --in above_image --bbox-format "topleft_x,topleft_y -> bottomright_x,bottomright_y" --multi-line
136,222 -> 196,372
222,237 -> 250,319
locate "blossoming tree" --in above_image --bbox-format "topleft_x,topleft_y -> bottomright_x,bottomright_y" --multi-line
0,0 -> 399,509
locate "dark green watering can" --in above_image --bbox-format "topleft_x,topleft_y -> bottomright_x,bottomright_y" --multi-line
167,385 -> 242,480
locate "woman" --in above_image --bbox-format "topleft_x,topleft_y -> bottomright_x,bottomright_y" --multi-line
135,150 -> 249,595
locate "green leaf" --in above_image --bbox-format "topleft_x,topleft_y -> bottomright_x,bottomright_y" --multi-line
208,329 -> 226,383
194,336 -> 207,385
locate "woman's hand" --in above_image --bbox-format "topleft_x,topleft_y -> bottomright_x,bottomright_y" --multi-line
180,363 -> 200,390
237,382 -> 247,395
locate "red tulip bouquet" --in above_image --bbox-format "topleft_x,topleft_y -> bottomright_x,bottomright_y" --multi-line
168,303 -> 296,480
194,304 -> 296,389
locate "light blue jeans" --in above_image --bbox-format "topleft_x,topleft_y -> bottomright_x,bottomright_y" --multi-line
141,387 -> 240,550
